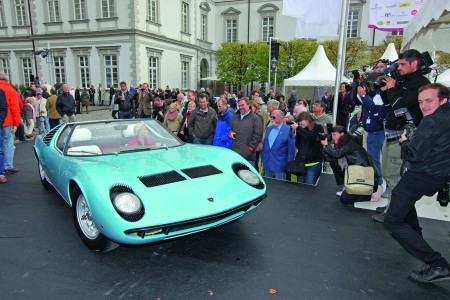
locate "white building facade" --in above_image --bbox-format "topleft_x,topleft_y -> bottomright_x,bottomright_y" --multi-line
0,0 -> 396,92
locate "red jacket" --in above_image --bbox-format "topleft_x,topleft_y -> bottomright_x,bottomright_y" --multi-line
0,80 -> 20,127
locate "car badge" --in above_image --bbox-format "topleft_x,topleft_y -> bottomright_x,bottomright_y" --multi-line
207,197 -> 214,203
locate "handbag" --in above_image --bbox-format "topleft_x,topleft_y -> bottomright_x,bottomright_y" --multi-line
285,157 -> 306,176
344,165 -> 375,195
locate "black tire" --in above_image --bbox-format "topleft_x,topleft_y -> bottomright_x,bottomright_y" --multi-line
38,160 -> 53,190
72,187 -> 119,252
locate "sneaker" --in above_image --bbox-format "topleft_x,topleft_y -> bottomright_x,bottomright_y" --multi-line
409,265 -> 450,283
0,176 -> 7,183
371,185 -> 383,202
376,206 -> 387,213
381,187 -> 390,198
372,212 -> 385,223
336,188 -> 345,197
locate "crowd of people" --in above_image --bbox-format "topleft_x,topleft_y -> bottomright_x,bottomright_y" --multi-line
1,48 -> 449,283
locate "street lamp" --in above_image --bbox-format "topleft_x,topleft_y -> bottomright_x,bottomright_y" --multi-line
271,58 -> 277,70
288,57 -> 294,76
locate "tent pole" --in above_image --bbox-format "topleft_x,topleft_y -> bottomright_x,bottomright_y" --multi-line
332,0 -> 349,125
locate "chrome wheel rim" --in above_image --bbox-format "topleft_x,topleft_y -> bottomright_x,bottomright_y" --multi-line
76,194 -> 100,240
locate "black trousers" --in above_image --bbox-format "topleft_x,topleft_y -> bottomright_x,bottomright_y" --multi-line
384,171 -> 449,268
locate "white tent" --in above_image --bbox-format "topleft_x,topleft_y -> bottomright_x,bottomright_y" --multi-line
380,43 -> 398,62
402,0 -> 450,52
284,45 -> 347,100
436,68 -> 450,87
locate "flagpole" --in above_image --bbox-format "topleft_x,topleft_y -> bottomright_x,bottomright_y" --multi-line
332,0 -> 349,125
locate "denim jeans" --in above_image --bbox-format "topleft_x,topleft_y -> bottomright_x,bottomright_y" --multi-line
366,130 -> 385,185
384,171 -> 449,269
119,111 -> 132,119
264,170 -> 286,180
297,162 -> 322,185
0,129 -> 4,176
1,126 -> 15,170
36,116 -> 50,134
49,118 -> 60,129
193,137 -> 213,145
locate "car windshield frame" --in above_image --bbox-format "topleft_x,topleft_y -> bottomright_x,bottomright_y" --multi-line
63,119 -> 183,156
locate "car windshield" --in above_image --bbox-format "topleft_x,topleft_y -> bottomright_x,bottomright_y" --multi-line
65,120 -> 183,156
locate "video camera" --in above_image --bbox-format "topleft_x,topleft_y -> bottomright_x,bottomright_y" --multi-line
361,51 -> 433,96
319,123 -> 334,142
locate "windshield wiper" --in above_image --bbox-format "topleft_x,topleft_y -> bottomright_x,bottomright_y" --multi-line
119,147 -> 153,154
68,150 -> 102,155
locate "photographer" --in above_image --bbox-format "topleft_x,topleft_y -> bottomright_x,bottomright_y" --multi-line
356,59 -> 389,200
137,83 -> 153,119
321,125 -> 380,205
373,49 -> 430,222
384,83 -> 450,283
289,112 -> 324,185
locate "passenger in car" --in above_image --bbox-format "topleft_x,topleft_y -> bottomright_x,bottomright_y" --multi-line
127,123 -> 156,148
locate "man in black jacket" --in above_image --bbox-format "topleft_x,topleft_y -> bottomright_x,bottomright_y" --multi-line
373,49 -> 430,222
115,81 -> 133,119
384,83 -> 450,283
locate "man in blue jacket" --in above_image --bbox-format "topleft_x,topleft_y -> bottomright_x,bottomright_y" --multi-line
261,110 -> 296,180
213,98 -> 234,149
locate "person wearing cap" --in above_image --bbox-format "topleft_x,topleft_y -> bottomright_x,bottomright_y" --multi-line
35,91 -> 50,134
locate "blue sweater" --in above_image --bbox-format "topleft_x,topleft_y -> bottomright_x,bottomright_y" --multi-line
359,90 -> 388,132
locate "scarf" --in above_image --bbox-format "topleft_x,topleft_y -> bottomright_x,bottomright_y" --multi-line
167,110 -> 178,121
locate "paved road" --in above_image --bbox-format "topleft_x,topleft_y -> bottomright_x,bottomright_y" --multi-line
1,126 -> 449,299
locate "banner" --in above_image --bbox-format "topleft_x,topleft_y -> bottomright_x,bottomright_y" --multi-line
283,0 -> 340,38
369,0 -> 427,32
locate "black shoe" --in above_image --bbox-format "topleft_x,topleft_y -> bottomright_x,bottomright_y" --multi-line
376,206 -> 387,213
409,265 -> 450,283
19,139 -> 28,143
372,212 -> 385,223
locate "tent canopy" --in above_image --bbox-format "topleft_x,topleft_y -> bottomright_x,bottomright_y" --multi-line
402,0 -> 450,52
380,43 -> 398,62
284,45 -> 346,87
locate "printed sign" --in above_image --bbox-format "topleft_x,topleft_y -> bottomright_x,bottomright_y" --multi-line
369,0 -> 427,31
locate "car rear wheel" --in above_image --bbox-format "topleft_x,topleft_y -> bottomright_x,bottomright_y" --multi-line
38,160 -> 52,190
72,188 -> 119,252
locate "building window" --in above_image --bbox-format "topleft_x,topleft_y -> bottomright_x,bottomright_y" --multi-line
74,0 -> 87,20
390,31 -> 403,36
347,9 -> 359,38
226,19 -> 237,42
147,0 -> 158,23
79,56 -> 90,89
201,14 -> 207,41
53,56 -> 66,84
149,57 -> 159,89
104,55 -> 118,87
48,0 -> 61,22
15,0 -> 27,26
262,17 -> 274,42
181,61 -> 189,90
22,58 -> 32,86
181,2 -> 189,33
0,58 -> 10,78
101,0 -> 116,18
0,2 -> 6,27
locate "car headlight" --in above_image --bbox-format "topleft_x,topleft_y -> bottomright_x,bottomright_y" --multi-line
238,169 -> 261,186
113,192 -> 142,214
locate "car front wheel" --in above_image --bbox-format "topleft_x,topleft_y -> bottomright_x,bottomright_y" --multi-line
72,188 -> 119,252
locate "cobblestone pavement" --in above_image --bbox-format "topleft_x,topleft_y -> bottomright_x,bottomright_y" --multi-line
74,105 -> 113,122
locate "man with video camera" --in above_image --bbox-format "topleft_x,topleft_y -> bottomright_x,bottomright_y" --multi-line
383,83 -> 450,283
372,49 -> 430,222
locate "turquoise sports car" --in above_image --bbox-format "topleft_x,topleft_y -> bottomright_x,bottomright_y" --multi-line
33,119 -> 266,252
